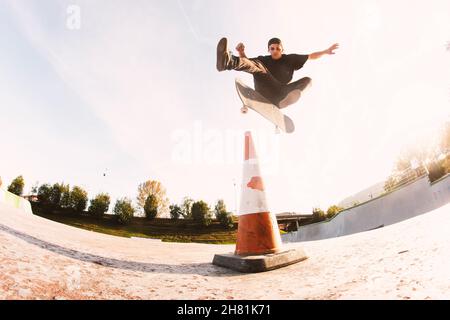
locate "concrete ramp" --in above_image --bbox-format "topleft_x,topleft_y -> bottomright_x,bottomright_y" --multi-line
0,189 -> 32,215
0,195 -> 449,299
283,174 -> 450,243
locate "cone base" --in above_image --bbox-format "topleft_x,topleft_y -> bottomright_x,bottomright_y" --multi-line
213,249 -> 308,273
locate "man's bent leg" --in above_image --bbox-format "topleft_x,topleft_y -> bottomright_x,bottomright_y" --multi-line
287,77 -> 312,92
277,78 -> 312,108
234,57 -> 268,74
217,37 -> 272,75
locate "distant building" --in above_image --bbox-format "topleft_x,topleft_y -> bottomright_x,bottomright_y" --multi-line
276,212 -> 312,232
24,195 -> 39,202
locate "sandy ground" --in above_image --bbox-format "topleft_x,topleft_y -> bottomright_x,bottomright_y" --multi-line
0,202 -> 449,300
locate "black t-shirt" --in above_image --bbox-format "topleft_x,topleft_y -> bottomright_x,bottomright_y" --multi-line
256,54 -> 309,84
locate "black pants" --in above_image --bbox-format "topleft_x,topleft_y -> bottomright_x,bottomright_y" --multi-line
232,56 -> 311,106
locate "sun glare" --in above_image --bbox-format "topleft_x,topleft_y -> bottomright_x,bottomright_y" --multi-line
384,83 -> 448,151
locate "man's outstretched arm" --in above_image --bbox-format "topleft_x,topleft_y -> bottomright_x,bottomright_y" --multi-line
309,43 -> 340,60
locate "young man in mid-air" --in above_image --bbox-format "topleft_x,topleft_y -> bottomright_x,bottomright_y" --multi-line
216,37 -> 339,108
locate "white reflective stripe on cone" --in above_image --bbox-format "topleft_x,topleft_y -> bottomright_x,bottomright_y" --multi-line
239,131 -> 271,216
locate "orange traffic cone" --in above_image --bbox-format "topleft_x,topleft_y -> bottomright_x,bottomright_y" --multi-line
235,131 -> 282,255
213,131 -> 307,273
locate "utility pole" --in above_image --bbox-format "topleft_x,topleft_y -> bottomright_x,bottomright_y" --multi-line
233,179 -> 238,215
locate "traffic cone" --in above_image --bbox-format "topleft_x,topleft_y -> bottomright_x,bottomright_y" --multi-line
212,131 -> 307,273
235,131 -> 282,255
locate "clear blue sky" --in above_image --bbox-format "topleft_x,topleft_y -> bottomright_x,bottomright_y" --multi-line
1,0 -> 449,214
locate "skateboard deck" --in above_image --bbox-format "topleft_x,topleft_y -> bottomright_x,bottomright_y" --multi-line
235,78 -> 295,133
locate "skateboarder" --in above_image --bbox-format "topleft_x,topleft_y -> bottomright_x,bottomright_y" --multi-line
216,37 -> 339,107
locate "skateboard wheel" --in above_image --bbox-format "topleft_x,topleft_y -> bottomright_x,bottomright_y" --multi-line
241,106 -> 248,114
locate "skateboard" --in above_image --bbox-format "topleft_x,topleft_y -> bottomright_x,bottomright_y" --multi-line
235,78 -> 295,134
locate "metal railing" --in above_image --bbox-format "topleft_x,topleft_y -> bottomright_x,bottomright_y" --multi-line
384,165 -> 429,193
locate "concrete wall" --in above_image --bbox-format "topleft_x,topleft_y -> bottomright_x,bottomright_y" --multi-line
0,188 -> 33,215
282,174 -> 450,243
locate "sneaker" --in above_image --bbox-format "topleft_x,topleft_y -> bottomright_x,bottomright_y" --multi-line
216,37 -> 232,72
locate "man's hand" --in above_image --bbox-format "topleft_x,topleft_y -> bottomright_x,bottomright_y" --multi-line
325,43 -> 339,55
309,43 -> 340,60
236,42 -> 247,58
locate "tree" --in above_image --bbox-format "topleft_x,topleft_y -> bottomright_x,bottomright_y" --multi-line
114,198 -> 135,225
88,193 -> 111,217
214,199 -> 234,229
191,200 -> 212,227
69,186 -> 88,213
137,180 -> 169,217
37,184 -> 52,207
169,204 -> 182,220
326,205 -> 343,219
60,184 -> 71,209
31,181 -> 39,195
395,146 -> 430,175
214,199 -> 226,218
7,175 -> 25,196
395,155 -> 412,172
180,196 -> 194,219
440,121 -> 450,154
443,153 -> 450,174
144,194 -> 158,219
49,183 -> 69,209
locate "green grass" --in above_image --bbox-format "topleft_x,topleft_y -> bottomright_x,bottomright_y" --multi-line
32,205 -> 237,244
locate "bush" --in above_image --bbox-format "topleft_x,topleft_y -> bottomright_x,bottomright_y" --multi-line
7,175 -> 25,196
326,205 -> 343,219
144,194 -> 158,219
214,199 -> 234,229
217,211 -> 234,229
69,186 -> 88,213
114,198 -> 135,225
312,208 -> 326,222
88,193 -> 111,217
191,200 -> 212,227
444,155 -> 450,174
427,160 -> 446,183
169,204 -> 182,220
37,184 -> 52,207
